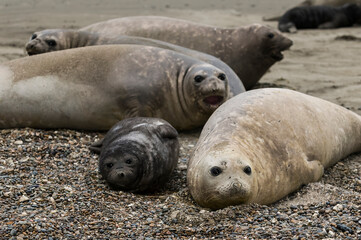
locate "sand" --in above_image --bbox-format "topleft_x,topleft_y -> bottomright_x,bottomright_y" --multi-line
0,0 -> 360,238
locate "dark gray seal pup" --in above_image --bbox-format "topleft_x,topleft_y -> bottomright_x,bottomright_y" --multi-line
90,117 -> 179,192
0,45 -> 228,130
263,0 -> 361,21
80,17 -> 293,90
187,88 -> 361,210
278,3 -> 361,32
25,29 -> 245,96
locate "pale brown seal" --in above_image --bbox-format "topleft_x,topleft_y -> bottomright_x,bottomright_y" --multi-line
187,88 -> 361,210
90,117 -> 179,192
80,17 -> 293,90
25,29 -> 245,96
0,45 -> 228,130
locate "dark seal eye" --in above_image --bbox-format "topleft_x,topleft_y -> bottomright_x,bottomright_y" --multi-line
194,75 -> 204,83
210,166 -> 222,176
31,34 -> 37,40
45,39 -> 57,47
125,159 -> 132,164
243,166 -> 252,175
106,163 -> 114,168
267,33 -> 274,39
218,73 -> 226,81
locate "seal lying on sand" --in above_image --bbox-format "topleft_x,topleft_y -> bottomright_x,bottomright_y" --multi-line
81,17 -> 293,90
263,0 -> 361,21
278,3 -> 361,32
90,117 -> 179,192
25,29 -> 245,96
187,88 -> 361,210
0,45 -> 228,130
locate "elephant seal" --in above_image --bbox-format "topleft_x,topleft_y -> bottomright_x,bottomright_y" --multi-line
263,0 -> 361,21
0,45 -> 228,130
278,3 -> 361,32
90,117 -> 179,192
81,17 -> 293,90
187,88 -> 361,210
25,29 -> 245,96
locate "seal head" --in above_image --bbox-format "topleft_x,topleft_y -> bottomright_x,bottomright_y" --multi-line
182,63 -> 228,115
188,145 -> 255,210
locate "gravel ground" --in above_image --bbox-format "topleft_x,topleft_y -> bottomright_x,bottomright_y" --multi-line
0,127 -> 360,239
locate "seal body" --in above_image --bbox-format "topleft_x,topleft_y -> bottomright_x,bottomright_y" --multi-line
90,117 -> 179,192
0,45 -> 228,130
25,29 -> 245,96
187,88 -> 361,210
81,16 -> 293,90
278,3 -> 361,32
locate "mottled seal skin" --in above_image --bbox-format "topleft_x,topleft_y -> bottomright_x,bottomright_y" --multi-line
278,3 -> 361,32
90,117 -> 179,192
81,16 -> 293,90
187,88 -> 361,210
25,29 -> 245,96
0,45 -> 228,130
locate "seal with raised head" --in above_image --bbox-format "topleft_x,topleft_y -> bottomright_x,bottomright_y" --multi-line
90,117 -> 179,192
278,3 -> 361,32
0,45 -> 228,130
187,88 -> 361,210
25,29 -> 245,96
80,17 -> 293,90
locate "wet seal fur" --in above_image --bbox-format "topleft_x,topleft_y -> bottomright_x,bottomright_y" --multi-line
25,29 -> 245,96
90,117 -> 179,192
278,3 -> 361,33
0,45 -> 228,130
187,88 -> 361,210
80,16 -> 293,90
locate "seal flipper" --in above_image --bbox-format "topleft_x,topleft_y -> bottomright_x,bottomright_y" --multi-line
157,124 -> 178,140
89,138 -> 104,154
304,159 -> 324,183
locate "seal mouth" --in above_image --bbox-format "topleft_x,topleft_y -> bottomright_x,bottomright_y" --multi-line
271,51 -> 284,61
203,95 -> 224,108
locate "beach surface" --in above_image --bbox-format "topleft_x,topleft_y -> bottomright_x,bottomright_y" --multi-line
0,0 -> 360,238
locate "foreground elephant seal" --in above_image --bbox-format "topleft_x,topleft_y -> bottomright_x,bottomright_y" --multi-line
81,17 -> 293,90
278,3 -> 361,32
187,88 -> 361,210
90,117 -> 179,192
25,29 -> 245,96
0,45 -> 228,130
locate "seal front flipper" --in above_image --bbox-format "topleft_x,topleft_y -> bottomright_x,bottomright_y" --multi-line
156,123 -> 178,140
89,138 -> 104,154
304,159 -> 324,183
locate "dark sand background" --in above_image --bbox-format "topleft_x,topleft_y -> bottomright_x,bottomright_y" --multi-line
0,0 -> 360,239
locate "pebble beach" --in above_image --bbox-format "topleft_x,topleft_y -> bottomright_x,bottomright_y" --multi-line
0,0 -> 360,239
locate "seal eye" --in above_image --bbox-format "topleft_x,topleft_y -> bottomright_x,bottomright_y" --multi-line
106,163 -> 114,168
194,75 -> 204,83
267,33 -> 274,39
125,159 -> 132,164
210,166 -> 222,176
45,39 -> 57,47
31,34 -> 37,40
243,166 -> 252,175
218,73 -> 226,81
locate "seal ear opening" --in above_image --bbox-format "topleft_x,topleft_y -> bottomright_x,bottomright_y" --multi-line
157,124 -> 178,139
89,138 -> 104,154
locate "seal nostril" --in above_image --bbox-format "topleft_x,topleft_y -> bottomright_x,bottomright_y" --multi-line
118,172 -> 125,178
